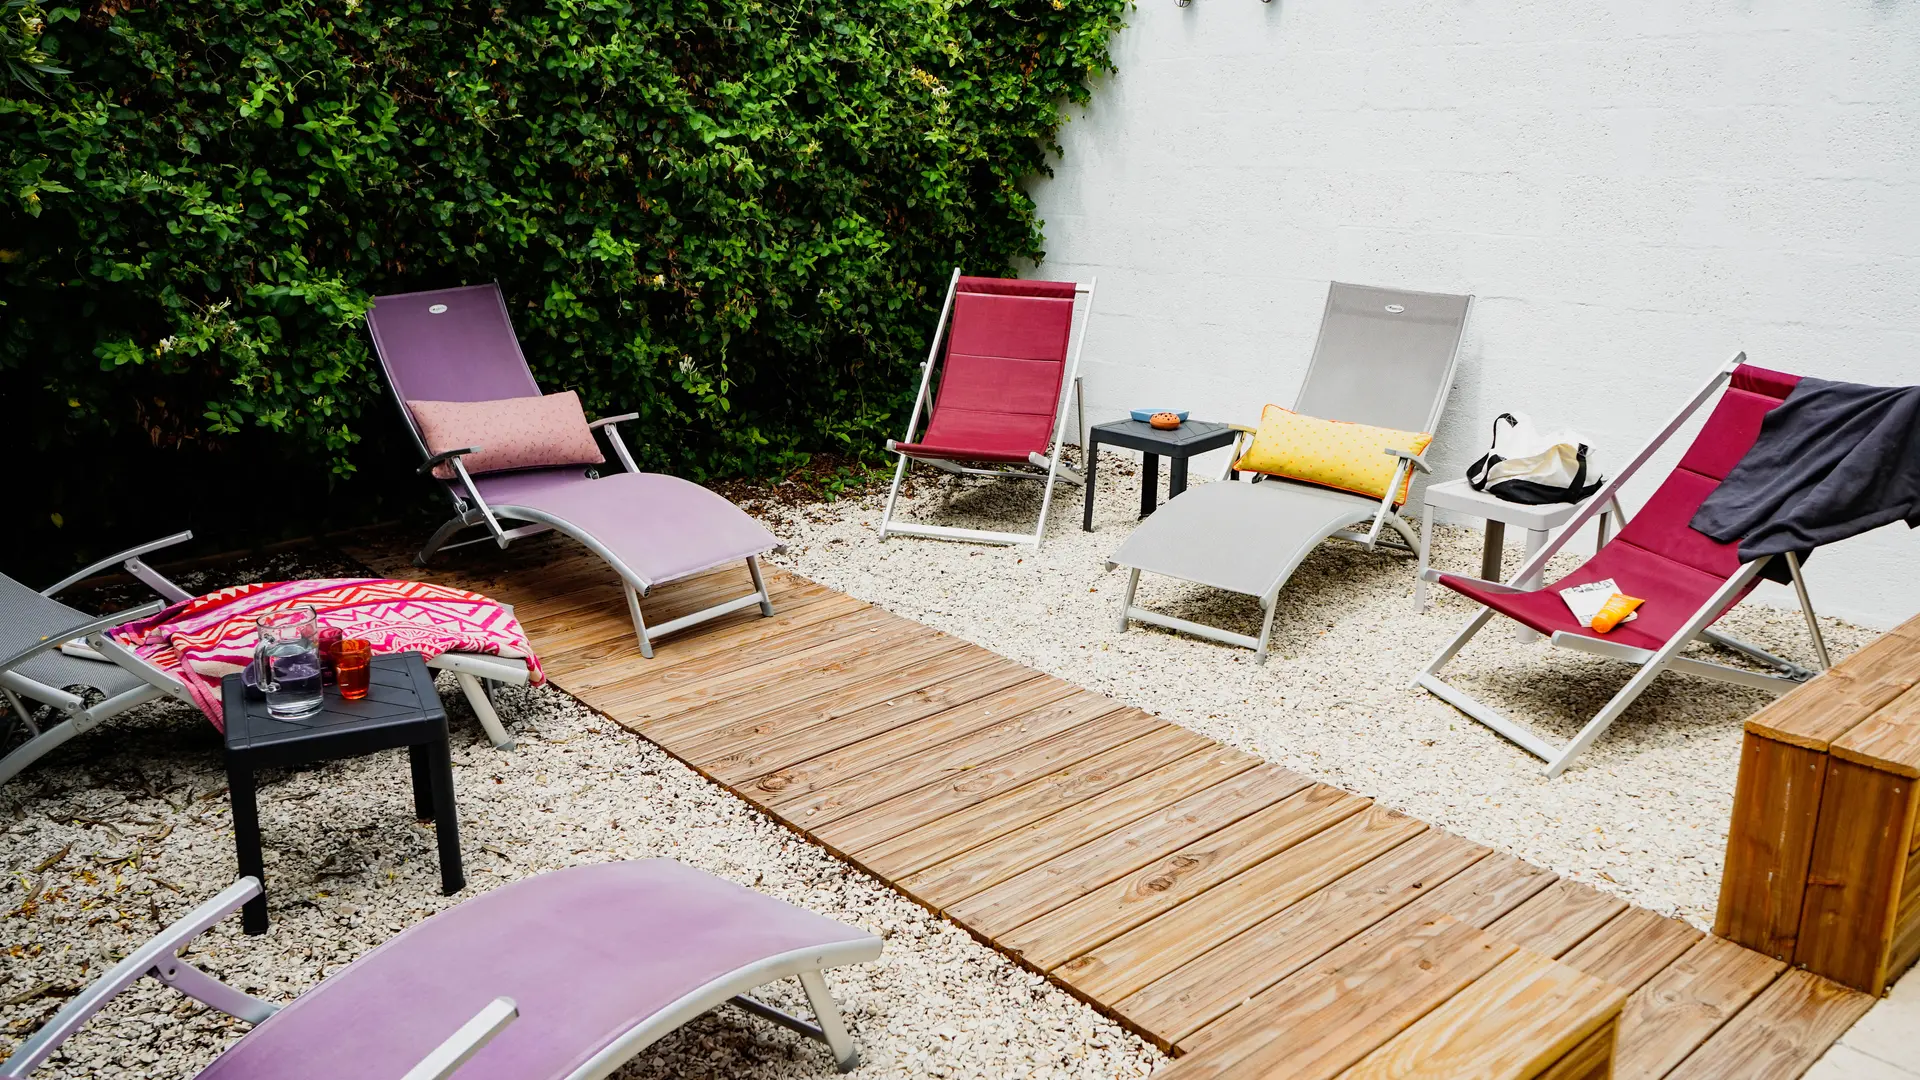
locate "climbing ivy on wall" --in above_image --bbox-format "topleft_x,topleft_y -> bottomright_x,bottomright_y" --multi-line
0,0 -> 1127,568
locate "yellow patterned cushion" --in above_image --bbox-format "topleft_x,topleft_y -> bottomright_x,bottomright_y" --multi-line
1233,405 -> 1432,504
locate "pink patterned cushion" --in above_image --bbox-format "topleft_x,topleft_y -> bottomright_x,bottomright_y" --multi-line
407,391 -> 605,479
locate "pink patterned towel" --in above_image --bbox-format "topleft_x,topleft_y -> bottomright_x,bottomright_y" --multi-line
110,579 -> 546,729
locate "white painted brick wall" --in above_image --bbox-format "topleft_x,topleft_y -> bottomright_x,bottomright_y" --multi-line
1028,0 -> 1920,628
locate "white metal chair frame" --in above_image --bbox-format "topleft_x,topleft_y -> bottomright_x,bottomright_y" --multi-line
1413,353 -> 1833,778
878,268 -> 1096,549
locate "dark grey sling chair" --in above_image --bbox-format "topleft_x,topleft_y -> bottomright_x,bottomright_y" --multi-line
1107,283 -> 1472,662
2,534 -> 535,786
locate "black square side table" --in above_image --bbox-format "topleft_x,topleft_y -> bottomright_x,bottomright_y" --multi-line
222,651 -> 463,933
1083,419 -> 1241,530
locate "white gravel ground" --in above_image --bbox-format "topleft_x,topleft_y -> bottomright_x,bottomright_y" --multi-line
759,452 -> 1878,929
0,681 -> 1160,1078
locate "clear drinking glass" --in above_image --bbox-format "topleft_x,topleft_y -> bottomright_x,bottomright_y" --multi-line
254,606 -> 325,719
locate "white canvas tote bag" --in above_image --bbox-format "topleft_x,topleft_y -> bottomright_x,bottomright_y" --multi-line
1466,412 -> 1603,504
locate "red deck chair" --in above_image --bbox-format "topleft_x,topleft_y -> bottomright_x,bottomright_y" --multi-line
1415,354 -> 1833,777
879,270 -> 1094,548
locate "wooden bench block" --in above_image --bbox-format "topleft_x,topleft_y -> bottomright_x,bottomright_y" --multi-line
1335,943 -> 1627,1079
1716,614 -> 1920,995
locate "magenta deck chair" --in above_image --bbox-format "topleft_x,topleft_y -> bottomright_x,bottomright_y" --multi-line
878,270 -> 1095,548
1416,355 -> 1832,777
3,861 -> 883,1079
366,284 -> 780,659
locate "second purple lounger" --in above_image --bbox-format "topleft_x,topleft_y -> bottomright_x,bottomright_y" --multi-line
367,284 -> 781,658
3,860 -> 884,1079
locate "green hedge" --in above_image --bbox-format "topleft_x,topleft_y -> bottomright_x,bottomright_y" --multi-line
0,0 -> 1126,574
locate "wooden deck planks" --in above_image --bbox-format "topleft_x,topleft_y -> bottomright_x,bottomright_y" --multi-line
1487,879 -> 1633,959
944,763 -> 1309,935
1157,916 -> 1520,1080
357,547 -> 1881,1079
1339,947 -> 1626,1080
672,643 -> 1005,765
1610,936 -> 1786,1080
899,746 -> 1263,909
1116,829 -> 1492,1046
1178,851 -> 1560,1055
699,660 -> 1045,786
811,708 -> 1170,855
1006,786 -> 1374,971
1057,805 -> 1428,999
1664,968 -> 1874,1080
820,722 -> 1213,858
849,724 -> 1216,878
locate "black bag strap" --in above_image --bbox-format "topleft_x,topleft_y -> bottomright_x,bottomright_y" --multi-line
1466,414 -> 1519,492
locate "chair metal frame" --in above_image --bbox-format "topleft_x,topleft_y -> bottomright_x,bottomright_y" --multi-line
1414,353 -> 1832,777
878,269 -> 1096,549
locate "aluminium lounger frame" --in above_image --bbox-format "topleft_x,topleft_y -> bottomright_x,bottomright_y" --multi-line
878,269 -> 1095,549
1414,353 -> 1832,778
374,294 -> 774,662
1,876 -> 874,1079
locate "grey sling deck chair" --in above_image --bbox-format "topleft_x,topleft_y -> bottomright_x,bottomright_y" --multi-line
367,284 -> 781,659
1107,283 -> 1472,662
1,533 -> 534,787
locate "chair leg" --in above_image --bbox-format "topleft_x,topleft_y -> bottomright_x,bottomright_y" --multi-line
878,454 -> 910,540
1030,455 -> 1063,550
1786,551 -> 1831,670
415,516 -> 472,567
0,715 -> 81,787
1543,653 -> 1674,778
624,584 -> 655,660
1117,568 -> 1141,632
454,673 -> 514,750
798,969 -> 860,1073
1253,595 -> 1281,665
2,688 -> 37,737
748,555 -> 775,618
1415,606 -> 1497,685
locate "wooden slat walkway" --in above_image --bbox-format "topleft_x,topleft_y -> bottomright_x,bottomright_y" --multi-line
355,536 -> 1876,1077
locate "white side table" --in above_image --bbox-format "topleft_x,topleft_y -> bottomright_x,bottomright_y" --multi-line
1415,478 -> 1623,641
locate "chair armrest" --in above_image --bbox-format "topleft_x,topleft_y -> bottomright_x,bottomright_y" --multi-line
1220,424 -> 1260,481
41,532 -> 194,599
400,997 -> 519,1080
418,447 -> 483,476
591,415 -> 642,474
0,878 -> 271,1079
0,602 -> 164,675
1384,447 -> 1432,474
1418,567 -> 1527,593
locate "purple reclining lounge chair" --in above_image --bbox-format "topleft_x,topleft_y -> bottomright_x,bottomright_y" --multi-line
3,860 -> 883,1079
367,284 -> 780,658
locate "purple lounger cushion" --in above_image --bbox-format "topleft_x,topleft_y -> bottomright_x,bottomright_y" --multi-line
475,469 -> 779,587
195,861 -> 878,1080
